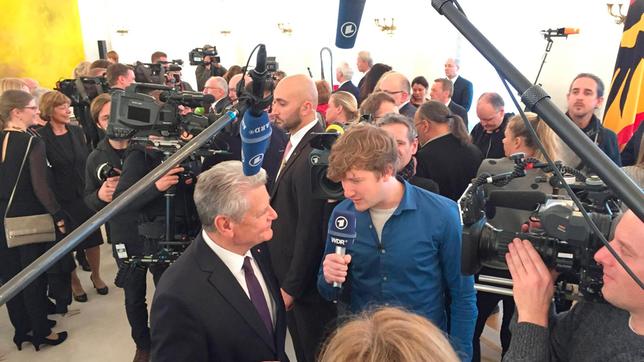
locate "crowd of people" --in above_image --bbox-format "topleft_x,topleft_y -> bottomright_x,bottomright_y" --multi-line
0,46 -> 642,362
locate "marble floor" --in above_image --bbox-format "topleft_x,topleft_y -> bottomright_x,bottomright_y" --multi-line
0,242 -> 502,361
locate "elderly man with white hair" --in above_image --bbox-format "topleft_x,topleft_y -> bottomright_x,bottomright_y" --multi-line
335,61 -> 360,100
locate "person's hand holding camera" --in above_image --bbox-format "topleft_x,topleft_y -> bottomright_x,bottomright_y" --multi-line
98,173 -> 121,203
506,238 -> 558,327
155,166 -> 184,192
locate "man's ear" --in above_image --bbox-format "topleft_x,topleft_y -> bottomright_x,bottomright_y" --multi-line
214,215 -> 234,237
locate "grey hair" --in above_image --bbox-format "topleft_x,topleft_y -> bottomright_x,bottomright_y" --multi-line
358,51 -> 373,67
207,76 -> 229,94
376,113 -> 417,142
337,62 -> 354,80
194,161 -> 267,232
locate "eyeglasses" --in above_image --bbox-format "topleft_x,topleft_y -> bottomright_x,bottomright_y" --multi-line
22,106 -> 38,111
382,90 -> 404,96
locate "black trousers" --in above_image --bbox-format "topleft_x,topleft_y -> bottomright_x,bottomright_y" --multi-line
287,295 -> 337,362
0,244 -> 52,338
472,291 -> 515,362
115,252 -> 167,350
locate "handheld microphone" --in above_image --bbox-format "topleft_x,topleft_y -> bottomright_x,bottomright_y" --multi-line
335,0 -> 366,49
159,92 -> 214,108
541,27 -> 580,38
325,123 -> 345,135
487,190 -> 547,211
240,44 -> 272,176
328,210 -> 357,288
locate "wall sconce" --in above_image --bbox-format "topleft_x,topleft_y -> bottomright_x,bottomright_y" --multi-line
277,23 -> 293,35
374,18 -> 396,35
115,29 -> 129,36
606,3 -> 626,24
220,30 -> 231,36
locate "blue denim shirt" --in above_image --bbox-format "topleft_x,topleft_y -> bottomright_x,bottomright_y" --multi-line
318,181 -> 477,361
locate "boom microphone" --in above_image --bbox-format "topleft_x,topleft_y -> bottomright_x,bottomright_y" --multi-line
241,44 -> 272,176
328,209 -> 357,288
335,0 -> 366,49
488,190 -> 547,211
541,27 -> 580,38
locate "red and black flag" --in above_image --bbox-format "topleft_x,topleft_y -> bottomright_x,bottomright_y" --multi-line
603,0 -> 644,148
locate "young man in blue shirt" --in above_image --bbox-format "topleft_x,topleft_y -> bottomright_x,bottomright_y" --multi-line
317,123 -> 477,361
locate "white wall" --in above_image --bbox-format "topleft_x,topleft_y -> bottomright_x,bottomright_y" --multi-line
77,0 -> 628,123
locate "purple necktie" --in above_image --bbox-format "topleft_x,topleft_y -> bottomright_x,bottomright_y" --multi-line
242,256 -> 273,338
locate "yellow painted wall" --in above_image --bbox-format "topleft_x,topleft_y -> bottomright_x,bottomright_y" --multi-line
0,0 -> 85,88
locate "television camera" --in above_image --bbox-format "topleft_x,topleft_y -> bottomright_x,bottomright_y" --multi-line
458,153 -> 621,302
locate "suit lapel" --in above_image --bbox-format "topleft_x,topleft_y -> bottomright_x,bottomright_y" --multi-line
271,122 -> 322,198
194,236 -> 276,353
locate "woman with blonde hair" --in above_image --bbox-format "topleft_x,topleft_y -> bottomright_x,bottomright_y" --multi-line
325,91 -> 359,127
319,307 -> 459,362
0,78 -> 29,94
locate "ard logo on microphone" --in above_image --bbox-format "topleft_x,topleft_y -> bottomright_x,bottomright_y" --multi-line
335,216 -> 348,230
341,22 -> 358,38
249,153 -> 264,167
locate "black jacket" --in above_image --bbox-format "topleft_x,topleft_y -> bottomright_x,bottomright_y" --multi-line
84,138 -> 126,212
416,133 -> 483,201
38,124 -> 88,203
336,80 -> 360,101
449,100 -> 469,128
151,236 -> 289,362
470,113 -> 513,159
452,76 -> 474,111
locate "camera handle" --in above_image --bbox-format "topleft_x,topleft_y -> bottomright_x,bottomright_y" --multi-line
164,185 -> 176,243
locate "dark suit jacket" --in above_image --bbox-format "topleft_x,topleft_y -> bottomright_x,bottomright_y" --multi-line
399,102 -> 418,119
416,134 -> 483,201
202,122 -> 288,191
150,235 -> 289,362
209,96 -> 233,115
448,100 -> 469,128
336,81 -> 360,101
452,76 -> 474,111
268,122 -> 327,300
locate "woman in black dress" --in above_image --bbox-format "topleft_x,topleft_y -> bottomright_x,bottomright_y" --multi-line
0,90 -> 68,350
38,91 -> 108,304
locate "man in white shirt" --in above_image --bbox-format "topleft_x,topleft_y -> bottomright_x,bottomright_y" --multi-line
444,58 -> 474,112
150,161 -> 289,362
202,76 -> 231,114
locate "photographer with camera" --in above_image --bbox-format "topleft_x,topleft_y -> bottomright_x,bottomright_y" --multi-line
110,140 -> 199,361
106,63 -> 135,91
195,44 -> 227,92
503,210 -> 644,361
471,112 -> 561,361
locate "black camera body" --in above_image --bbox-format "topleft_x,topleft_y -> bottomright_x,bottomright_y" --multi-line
189,47 -> 220,65
56,77 -> 110,106
309,132 -> 344,200
106,83 -> 212,140
459,155 -> 620,301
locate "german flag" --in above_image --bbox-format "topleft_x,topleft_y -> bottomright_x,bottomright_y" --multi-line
603,0 -> 644,149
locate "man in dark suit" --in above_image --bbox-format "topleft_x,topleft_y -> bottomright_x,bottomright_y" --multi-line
430,78 -> 469,128
202,76 -> 232,114
150,161 -> 288,362
445,58 -> 474,111
268,74 -> 337,362
335,61 -> 360,100
379,71 -> 418,118
356,50 -> 372,90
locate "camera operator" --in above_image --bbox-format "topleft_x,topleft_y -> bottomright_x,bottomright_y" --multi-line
471,112 -> 560,361
195,44 -> 227,91
110,139 -> 199,361
106,63 -> 135,91
503,210 -> 644,361
83,94 -> 128,231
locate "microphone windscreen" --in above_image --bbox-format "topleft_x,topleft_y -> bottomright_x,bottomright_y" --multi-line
328,210 -> 357,249
487,190 -> 547,211
335,0 -> 366,49
240,111 -> 272,176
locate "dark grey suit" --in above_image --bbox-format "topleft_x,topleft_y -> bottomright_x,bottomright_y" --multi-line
150,235 -> 289,362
